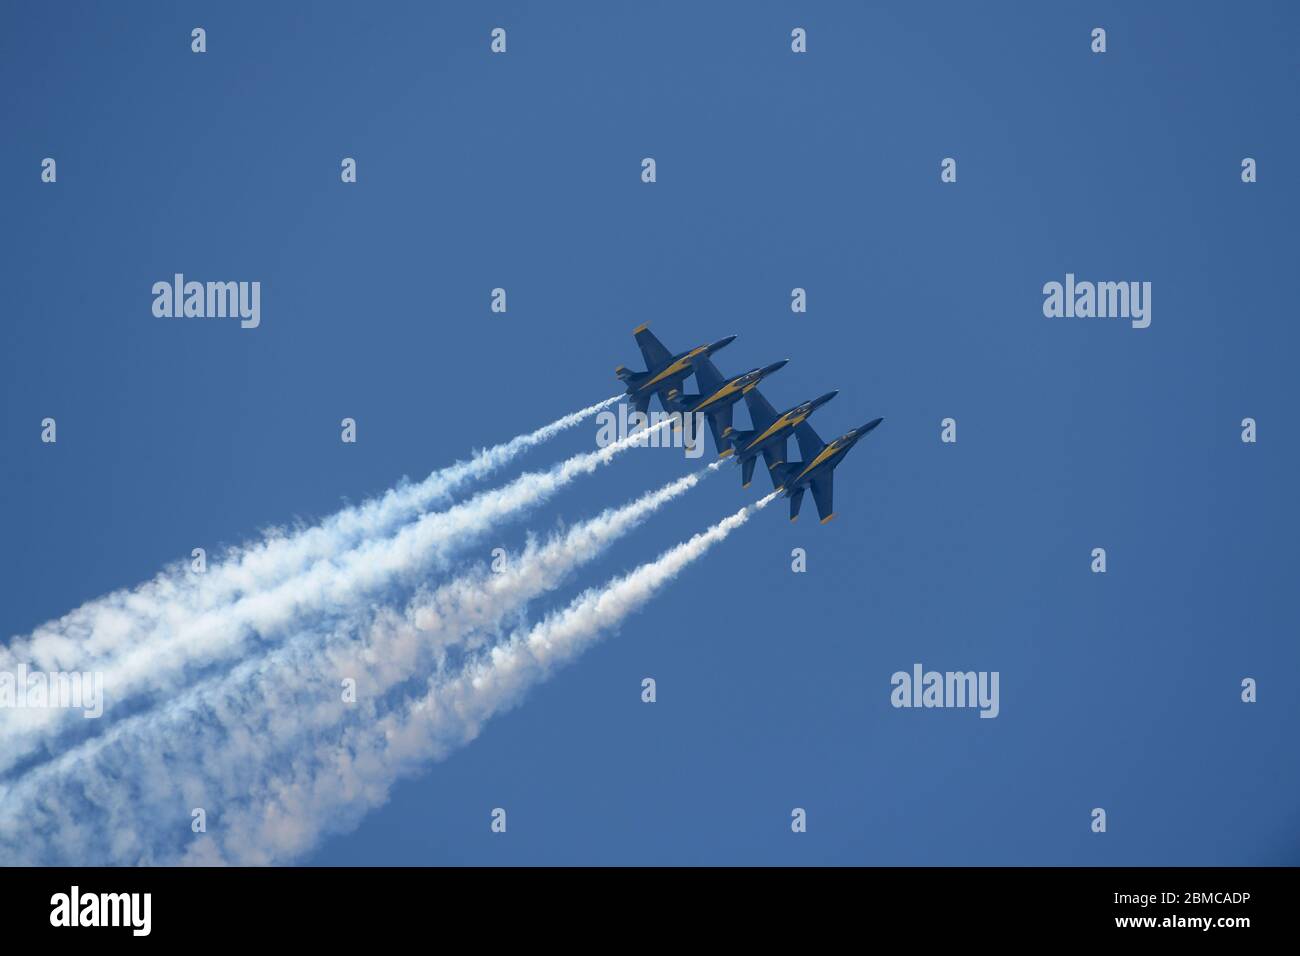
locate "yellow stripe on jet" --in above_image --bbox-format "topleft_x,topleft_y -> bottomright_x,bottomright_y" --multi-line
640,346 -> 706,390
794,441 -> 840,483
745,412 -> 807,450
694,378 -> 744,411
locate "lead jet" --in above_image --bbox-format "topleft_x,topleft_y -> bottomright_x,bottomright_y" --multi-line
772,417 -> 884,524
662,357 -> 789,454
615,325 -> 737,416
723,386 -> 838,490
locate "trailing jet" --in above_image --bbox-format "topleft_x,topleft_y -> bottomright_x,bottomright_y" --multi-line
772,417 -> 884,524
663,357 -> 789,453
723,386 -> 838,490
615,325 -> 736,415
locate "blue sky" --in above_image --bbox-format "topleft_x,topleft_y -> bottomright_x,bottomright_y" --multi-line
2,1 -> 1297,864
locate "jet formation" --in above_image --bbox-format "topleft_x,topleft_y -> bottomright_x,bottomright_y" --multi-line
617,325 -> 883,523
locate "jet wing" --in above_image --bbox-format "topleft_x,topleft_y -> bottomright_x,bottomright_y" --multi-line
794,421 -> 826,462
810,472 -> 835,523
633,326 -> 673,371
743,387 -> 779,431
693,356 -> 725,396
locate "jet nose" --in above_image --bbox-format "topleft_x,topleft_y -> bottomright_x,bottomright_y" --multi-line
762,359 -> 790,376
857,417 -> 884,435
708,334 -> 738,353
812,389 -> 839,408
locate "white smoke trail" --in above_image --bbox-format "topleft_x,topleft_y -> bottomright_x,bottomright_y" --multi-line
1,394 -> 618,676
3,461 -> 718,778
0,491 -> 774,865
382,460 -> 724,675
0,413 -> 666,774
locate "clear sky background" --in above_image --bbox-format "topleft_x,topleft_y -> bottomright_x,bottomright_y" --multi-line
2,1 -> 1297,864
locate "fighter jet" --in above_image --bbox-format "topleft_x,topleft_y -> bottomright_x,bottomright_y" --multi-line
772,417 -> 884,524
615,325 -> 737,416
662,357 -> 789,453
723,386 -> 838,490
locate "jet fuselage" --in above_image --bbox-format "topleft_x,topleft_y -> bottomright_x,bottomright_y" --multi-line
728,389 -> 838,460
679,360 -> 789,415
782,418 -> 882,494
629,336 -> 736,396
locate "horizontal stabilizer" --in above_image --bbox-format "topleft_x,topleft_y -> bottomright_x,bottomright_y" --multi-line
741,455 -> 757,489
705,403 -> 734,452
789,487 -> 805,522
616,367 -> 648,392
811,472 -> 834,523
761,444 -> 786,489
704,409 -> 728,452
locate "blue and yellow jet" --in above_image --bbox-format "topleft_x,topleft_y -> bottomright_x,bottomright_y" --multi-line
723,386 -> 838,489
662,357 -> 789,453
772,417 -> 884,523
615,325 -> 736,415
